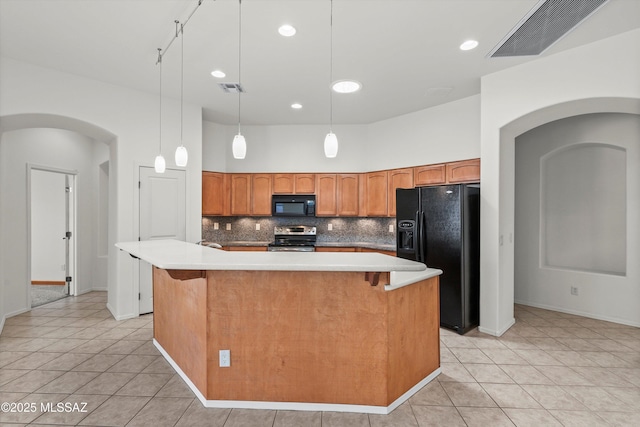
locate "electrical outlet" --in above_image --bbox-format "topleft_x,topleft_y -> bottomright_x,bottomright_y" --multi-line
61,264 -> 66,271
219,349 -> 230,367
571,286 -> 579,296
226,223 -> 231,231
328,223 -> 333,231
255,223 -> 260,231
214,222 -> 219,230
389,224 -> 394,233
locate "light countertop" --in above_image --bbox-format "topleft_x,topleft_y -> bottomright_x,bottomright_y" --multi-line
116,239 -> 440,289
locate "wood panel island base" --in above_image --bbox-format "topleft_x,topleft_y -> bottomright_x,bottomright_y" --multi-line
116,240 -> 442,414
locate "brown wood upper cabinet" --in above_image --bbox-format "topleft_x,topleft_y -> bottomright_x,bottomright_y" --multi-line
295,174 -> 316,194
364,171 -> 388,217
272,173 -> 316,194
202,172 -> 229,216
315,174 -> 337,216
414,164 -> 446,186
387,168 -> 414,217
446,159 -> 480,183
272,174 -> 294,194
251,174 -> 272,216
230,174 -> 252,216
337,174 -> 359,216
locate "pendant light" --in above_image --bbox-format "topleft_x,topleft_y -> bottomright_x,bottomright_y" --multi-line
232,0 -> 247,159
174,22 -> 189,167
324,0 -> 338,158
154,48 -> 166,173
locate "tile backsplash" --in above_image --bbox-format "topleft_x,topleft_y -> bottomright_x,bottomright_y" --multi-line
202,216 -> 396,245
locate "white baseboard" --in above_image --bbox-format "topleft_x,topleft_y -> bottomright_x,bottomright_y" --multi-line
106,302 -> 138,321
6,307 -> 31,319
0,315 -> 5,335
514,299 -> 640,328
153,339 -> 441,414
478,317 -> 516,337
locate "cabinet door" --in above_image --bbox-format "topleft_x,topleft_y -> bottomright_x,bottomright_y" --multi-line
225,246 -> 267,251
315,247 -> 357,252
294,174 -> 316,194
230,174 -> 251,215
446,159 -> 480,183
251,174 -> 272,215
272,174 -> 295,194
337,174 -> 359,216
414,164 -> 446,186
316,174 -> 337,216
387,168 -> 414,217
365,171 -> 388,216
202,172 -> 228,216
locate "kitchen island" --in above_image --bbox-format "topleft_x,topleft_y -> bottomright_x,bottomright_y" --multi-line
116,239 -> 442,414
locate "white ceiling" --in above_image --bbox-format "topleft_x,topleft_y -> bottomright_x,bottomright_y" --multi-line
1,0 -> 639,125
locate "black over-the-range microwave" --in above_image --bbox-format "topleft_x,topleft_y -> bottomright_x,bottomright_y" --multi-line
272,195 -> 316,217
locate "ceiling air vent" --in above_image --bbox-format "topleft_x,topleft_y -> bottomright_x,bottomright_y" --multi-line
218,83 -> 244,93
488,0 -> 609,57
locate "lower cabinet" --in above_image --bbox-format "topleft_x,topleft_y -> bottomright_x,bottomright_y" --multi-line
316,246 -> 395,256
315,247 -> 357,252
224,246 -> 268,251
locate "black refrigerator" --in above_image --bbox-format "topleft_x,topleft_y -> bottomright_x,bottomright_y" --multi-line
396,184 -> 480,334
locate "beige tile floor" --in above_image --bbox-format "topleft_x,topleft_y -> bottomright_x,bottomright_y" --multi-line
1,291 -> 639,426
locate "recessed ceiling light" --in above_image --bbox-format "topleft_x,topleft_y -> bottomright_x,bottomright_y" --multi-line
211,70 -> 226,78
332,80 -> 362,94
291,103 -> 302,109
459,40 -> 479,51
278,24 -> 296,37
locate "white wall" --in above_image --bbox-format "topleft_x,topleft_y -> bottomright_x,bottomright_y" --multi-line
480,29 -> 640,335
93,143 -> 110,291
0,57 -> 203,320
202,95 -> 481,173
515,113 -> 639,326
30,170 -> 66,282
367,95 -> 481,170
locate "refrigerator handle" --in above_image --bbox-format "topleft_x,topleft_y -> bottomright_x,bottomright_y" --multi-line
417,210 -> 424,263
420,211 -> 427,264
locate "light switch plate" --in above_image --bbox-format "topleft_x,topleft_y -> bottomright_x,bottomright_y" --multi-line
226,223 -> 231,231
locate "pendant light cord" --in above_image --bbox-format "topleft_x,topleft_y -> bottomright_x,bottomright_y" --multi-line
157,48 -> 163,153
238,0 -> 242,135
178,21 -> 184,146
329,0 -> 333,133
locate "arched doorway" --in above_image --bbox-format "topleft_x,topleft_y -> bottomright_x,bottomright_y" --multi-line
484,97 -> 640,334
0,113 -> 117,315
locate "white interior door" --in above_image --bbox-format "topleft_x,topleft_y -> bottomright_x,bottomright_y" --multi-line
138,167 -> 186,314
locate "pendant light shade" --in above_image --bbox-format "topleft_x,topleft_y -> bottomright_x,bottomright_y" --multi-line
174,145 -> 188,166
154,154 -> 166,173
324,132 -> 338,158
175,21 -> 189,167
232,133 -> 247,159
